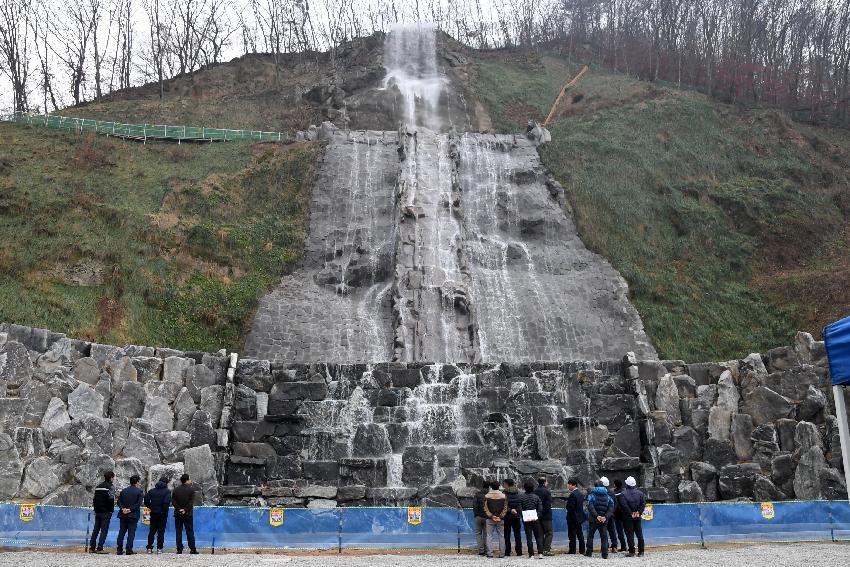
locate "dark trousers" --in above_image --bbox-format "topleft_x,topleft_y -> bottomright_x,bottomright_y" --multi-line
623,518 -> 645,554
503,517 -> 522,556
147,512 -> 168,550
540,519 -> 553,553
614,516 -> 627,550
607,517 -> 618,549
89,512 -> 112,551
175,513 -> 196,552
586,521 -> 609,557
523,520 -> 544,557
116,517 -> 138,553
567,518 -> 585,554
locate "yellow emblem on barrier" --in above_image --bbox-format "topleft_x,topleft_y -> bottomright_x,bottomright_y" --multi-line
760,502 -> 775,519
407,507 -> 422,526
640,504 -> 653,521
142,507 -> 151,525
19,504 -> 35,522
270,507 -> 284,527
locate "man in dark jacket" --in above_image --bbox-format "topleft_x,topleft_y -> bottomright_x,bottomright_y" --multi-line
619,476 -> 647,556
565,478 -> 586,555
501,478 -> 522,557
89,471 -> 115,553
116,474 -> 144,555
520,481 -> 544,558
612,479 -> 628,552
145,477 -> 173,554
172,474 -> 199,554
473,483 -> 489,556
533,477 -> 554,555
586,481 -> 615,558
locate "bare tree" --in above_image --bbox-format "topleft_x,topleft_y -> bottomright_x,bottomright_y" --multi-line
0,0 -> 32,112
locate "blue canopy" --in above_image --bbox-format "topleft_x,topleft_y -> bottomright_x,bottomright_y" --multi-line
824,315 -> 850,386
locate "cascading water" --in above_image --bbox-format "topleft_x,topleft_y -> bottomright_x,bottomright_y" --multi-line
247,22 -> 657,364
383,23 -> 448,131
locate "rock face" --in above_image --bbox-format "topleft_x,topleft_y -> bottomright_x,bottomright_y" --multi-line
1,314 -> 848,508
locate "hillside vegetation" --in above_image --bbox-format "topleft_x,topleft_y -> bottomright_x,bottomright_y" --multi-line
0,123 -> 320,350
476,52 -> 850,361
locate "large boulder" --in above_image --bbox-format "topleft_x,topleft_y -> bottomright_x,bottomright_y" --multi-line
187,410 -> 216,449
199,386 -> 224,428
794,446 -> 827,499
753,476 -> 786,501
715,371 -> 739,412
678,480 -> 704,502
235,359 -> 273,393
114,457 -> 146,489
690,461 -> 718,501
771,452 -> 796,497
41,484 -> 91,507
155,430 -> 191,463
148,463 -> 184,490
233,385 -> 258,421
797,385 -> 826,421
74,357 -> 101,385
41,397 -> 72,438
14,427 -> 48,460
743,387 -> 794,426
0,433 -> 23,498
105,356 -> 137,385
73,452 -> 115,488
68,383 -> 105,419
1,341 -> 34,389
123,419 -> 161,467
183,444 -> 219,504
793,420 -> 823,458
67,415 -> 113,455
132,357 -> 163,384
22,456 -> 67,498
707,407 -> 731,441
703,438 -> 736,470
163,356 -> 193,385
173,388 -> 197,431
142,396 -> 174,433
718,463 -> 761,499
731,413 -> 754,461
655,375 -> 682,425
352,423 -> 392,456
111,381 -> 146,419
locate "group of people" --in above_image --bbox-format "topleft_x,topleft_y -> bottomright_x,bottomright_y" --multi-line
475,476 -> 646,559
88,471 -> 201,555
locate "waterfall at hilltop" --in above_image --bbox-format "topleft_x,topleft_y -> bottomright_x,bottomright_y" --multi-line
245,24 -> 656,363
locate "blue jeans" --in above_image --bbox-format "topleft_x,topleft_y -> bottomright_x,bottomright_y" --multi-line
89,512 -> 112,551
116,516 -> 138,553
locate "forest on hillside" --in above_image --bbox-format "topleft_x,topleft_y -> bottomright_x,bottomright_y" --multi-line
1,1 -> 850,126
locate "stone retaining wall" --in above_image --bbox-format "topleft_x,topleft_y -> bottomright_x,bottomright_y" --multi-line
0,322 -> 846,509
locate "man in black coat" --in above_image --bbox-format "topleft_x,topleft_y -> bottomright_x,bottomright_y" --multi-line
145,477 -> 173,554
116,474 -> 144,555
88,471 -> 115,554
586,482 -> 615,558
172,474 -> 199,554
533,477 -> 554,555
501,478 -> 523,557
619,476 -> 647,556
473,483 -> 489,556
565,478 -> 587,555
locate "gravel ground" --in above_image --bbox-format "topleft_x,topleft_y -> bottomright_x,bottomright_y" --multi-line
1,544 -> 849,567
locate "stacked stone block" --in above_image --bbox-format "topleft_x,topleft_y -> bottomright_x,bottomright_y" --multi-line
1,322 -> 846,509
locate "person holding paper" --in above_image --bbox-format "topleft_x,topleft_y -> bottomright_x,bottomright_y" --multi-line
519,481 -> 544,559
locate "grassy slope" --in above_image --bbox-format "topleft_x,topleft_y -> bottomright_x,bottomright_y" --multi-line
476,52 -> 850,361
0,122 -> 320,351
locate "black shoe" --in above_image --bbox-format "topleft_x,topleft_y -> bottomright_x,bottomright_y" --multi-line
176,550 -> 183,554
637,552 -> 644,557
626,553 -> 636,557
585,553 -> 592,557
620,548 -> 627,552
190,550 -> 199,555
602,556 -> 608,560
126,551 -> 135,556
116,550 -> 124,555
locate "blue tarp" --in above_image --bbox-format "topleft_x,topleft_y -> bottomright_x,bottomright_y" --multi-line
0,501 -> 848,551
825,315 -> 850,386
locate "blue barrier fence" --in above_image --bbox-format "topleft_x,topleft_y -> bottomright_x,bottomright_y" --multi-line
0,501 -> 848,551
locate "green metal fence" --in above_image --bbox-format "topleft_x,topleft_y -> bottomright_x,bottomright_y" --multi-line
1,112 -> 288,143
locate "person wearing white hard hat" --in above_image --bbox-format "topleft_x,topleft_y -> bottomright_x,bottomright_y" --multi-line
619,476 -> 647,556
598,477 -> 621,553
